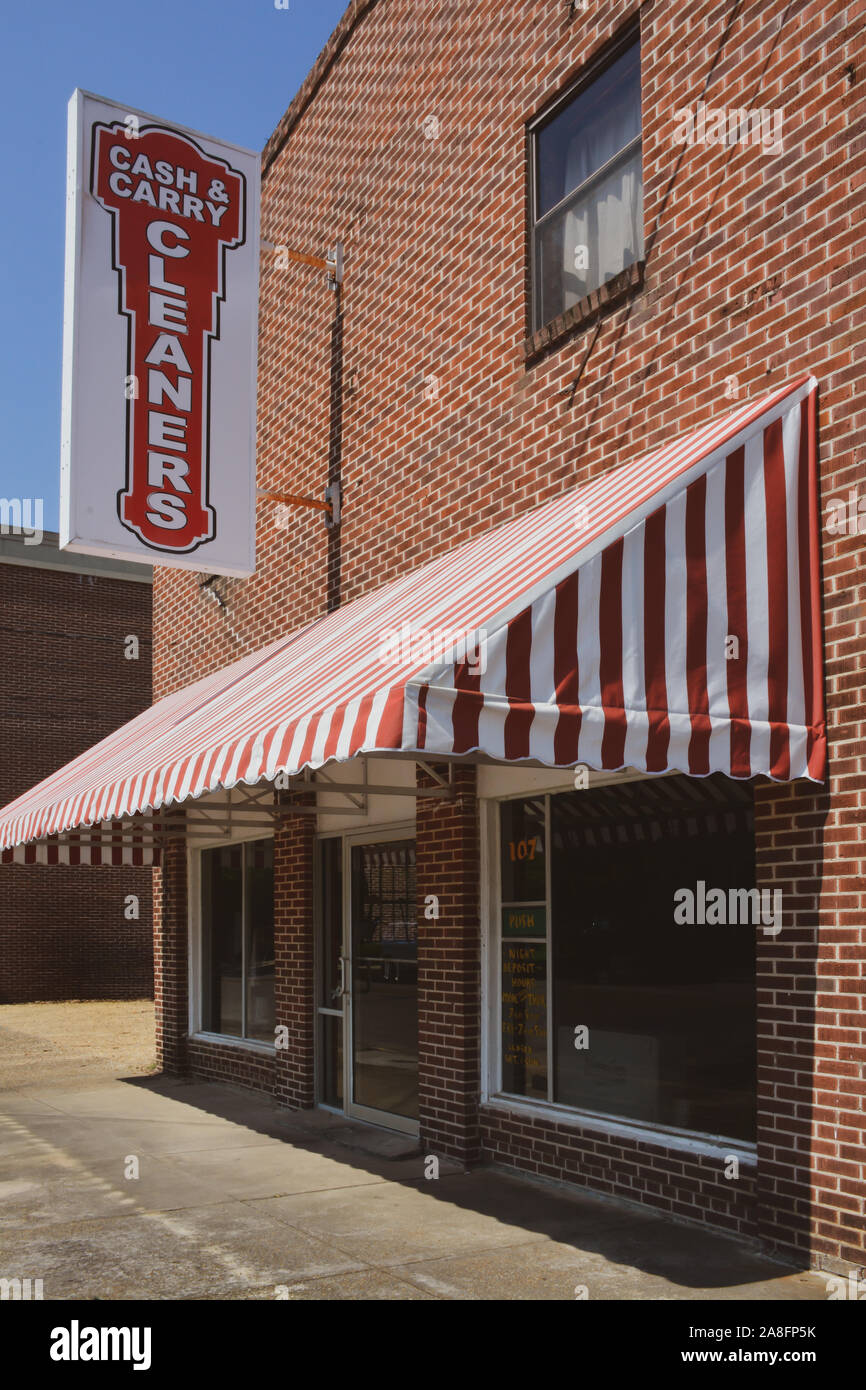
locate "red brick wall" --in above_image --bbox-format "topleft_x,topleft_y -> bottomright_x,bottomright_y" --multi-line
186,1034 -> 275,1094
274,812 -> 317,1108
754,779 -> 864,1268
416,763 -> 481,1163
0,559 -> 153,1002
153,837 -> 187,1074
149,0 -> 865,1268
480,1105 -> 758,1237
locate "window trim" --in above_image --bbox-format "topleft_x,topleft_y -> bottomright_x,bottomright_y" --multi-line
527,21 -> 642,336
188,828 -> 276,1046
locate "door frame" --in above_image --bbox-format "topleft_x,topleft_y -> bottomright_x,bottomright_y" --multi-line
315,821 -> 419,1136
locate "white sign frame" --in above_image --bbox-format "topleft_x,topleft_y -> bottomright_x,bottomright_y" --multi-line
60,89 -> 260,577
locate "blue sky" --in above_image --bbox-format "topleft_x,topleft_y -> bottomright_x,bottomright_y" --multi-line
0,0 -> 348,532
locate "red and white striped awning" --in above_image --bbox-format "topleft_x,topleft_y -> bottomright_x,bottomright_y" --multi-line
0,374 -> 825,862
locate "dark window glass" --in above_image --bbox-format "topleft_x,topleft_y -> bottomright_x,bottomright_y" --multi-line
318,836 -> 344,1108
202,844 -> 243,1037
351,841 -> 418,1120
532,40 -> 643,330
319,837 -> 343,1010
202,838 -> 274,1042
501,941 -> 548,1099
550,775 -> 756,1141
499,799 -> 548,1099
320,1013 -> 343,1109
500,798 -> 546,903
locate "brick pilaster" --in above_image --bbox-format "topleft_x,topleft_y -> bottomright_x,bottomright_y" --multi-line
274,810 -> 317,1109
754,779 -> 863,1274
416,762 -> 481,1164
153,836 -> 188,1075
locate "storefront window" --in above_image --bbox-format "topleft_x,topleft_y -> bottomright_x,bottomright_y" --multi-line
497,775 -> 756,1143
202,837 -> 274,1042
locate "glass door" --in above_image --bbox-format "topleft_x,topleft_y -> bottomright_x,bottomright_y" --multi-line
316,831 -> 419,1134
347,838 -> 418,1132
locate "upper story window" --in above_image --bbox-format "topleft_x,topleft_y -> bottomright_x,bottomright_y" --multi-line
530,36 -> 643,332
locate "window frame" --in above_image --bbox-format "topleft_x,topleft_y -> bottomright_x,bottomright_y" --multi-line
527,22 -> 643,336
189,829 -> 276,1050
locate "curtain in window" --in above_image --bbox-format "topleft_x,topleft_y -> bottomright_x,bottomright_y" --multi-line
562,87 -> 642,307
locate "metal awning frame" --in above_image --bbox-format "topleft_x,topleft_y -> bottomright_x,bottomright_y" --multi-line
24,758 -> 457,851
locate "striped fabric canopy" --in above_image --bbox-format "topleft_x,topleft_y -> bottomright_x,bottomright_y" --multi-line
0,373 -> 825,863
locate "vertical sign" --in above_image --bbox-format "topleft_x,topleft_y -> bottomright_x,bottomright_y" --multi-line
60,90 -> 259,576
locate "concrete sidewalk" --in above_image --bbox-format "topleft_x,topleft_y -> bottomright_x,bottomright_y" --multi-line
0,1072 -> 829,1301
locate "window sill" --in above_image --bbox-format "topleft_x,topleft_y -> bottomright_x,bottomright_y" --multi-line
483,1093 -> 756,1163
191,1031 -> 275,1055
523,260 -> 645,363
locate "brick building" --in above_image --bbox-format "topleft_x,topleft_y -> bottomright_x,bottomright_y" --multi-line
0,530 -> 153,1000
1,0 -> 863,1276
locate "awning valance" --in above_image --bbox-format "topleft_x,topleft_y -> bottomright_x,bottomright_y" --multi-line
0,374 -> 825,862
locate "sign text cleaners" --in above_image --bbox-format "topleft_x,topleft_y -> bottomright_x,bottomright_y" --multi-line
60,92 -> 259,576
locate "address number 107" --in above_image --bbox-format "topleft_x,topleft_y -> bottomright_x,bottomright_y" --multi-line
507,836 -> 542,862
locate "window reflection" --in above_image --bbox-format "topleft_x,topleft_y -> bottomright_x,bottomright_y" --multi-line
532,40 -> 643,329
498,775 -> 757,1143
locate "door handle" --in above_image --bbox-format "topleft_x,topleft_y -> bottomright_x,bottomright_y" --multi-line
332,954 -> 349,1001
